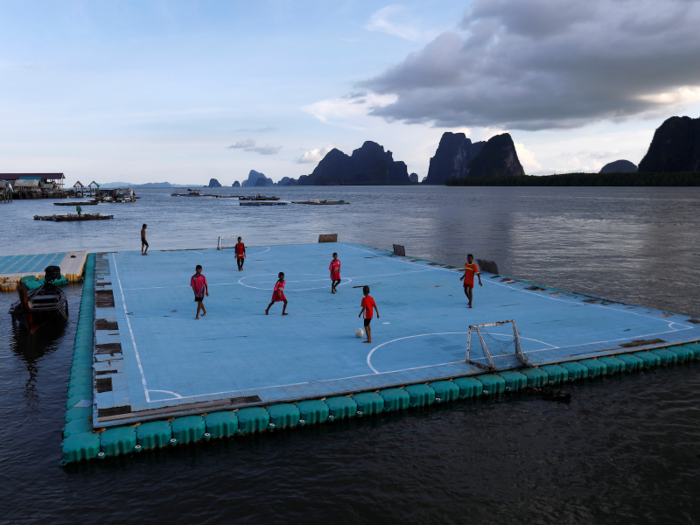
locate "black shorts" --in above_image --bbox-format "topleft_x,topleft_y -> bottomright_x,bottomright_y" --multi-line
141,239 -> 149,247
194,297 -> 204,303
363,318 -> 371,327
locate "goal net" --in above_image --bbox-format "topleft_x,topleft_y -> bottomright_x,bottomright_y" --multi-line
217,236 -> 239,250
466,320 -> 529,371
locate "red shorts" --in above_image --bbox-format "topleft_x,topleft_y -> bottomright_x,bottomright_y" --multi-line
331,271 -> 340,281
272,292 -> 286,302
464,283 -> 474,289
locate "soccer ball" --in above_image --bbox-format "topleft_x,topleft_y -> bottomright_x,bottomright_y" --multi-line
355,328 -> 365,338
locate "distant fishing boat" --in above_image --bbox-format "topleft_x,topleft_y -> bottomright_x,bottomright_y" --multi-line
9,266 -> 68,334
34,213 -> 114,221
54,200 -> 99,206
171,188 -> 202,196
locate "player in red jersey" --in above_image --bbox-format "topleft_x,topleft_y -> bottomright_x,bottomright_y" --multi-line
235,237 -> 246,271
265,272 -> 288,315
358,285 -> 379,343
329,252 -> 341,294
459,254 -> 482,308
190,264 -> 209,319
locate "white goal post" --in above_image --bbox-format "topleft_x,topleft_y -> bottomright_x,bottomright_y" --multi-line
466,319 -> 529,371
217,236 -> 239,250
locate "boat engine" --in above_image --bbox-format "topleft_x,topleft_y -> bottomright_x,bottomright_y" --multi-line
44,265 -> 61,283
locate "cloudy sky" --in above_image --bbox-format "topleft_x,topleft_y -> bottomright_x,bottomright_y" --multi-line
2,0 -> 700,185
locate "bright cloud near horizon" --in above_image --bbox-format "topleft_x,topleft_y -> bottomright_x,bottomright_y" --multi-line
1,0 -> 700,186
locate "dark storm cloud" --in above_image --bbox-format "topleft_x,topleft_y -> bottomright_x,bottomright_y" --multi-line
360,0 -> 700,130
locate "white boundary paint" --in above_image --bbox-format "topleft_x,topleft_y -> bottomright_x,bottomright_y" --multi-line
111,253 -> 151,402
365,331 -> 557,374
148,389 -> 183,399
237,273 -> 354,292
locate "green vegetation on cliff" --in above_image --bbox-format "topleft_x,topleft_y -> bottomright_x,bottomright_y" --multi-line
445,171 -> 700,186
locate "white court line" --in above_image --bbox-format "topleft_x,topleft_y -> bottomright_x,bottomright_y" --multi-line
148,389 -> 183,399
146,360 -> 476,403
111,253 -> 151,403
520,326 -> 692,355
237,274 -> 354,292
366,331 -> 557,374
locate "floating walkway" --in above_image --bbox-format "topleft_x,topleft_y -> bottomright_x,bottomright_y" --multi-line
59,243 -> 700,464
0,251 -> 88,291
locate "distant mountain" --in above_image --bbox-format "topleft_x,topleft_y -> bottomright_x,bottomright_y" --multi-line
424,133 -> 484,184
409,172 -> 419,183
465,133 -> 525,178
425,132 -> 524,183
206,178 -> 222,188
600,160 -> 637,173
298,141 -> 410,185
232,181 -> 241,187
638,116 -> 700,172
241,170 -> 273,187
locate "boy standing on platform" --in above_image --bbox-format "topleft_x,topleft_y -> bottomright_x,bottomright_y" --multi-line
358,285 -> 379,344
329,252 -> 341,293
460,254 -> 482,308
235,237 -> 246,271
265,272 -> 288,315
191,264 -> 209,319
141,224 -> 149,256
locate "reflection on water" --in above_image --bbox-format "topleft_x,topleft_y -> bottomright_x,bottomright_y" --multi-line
0,187 -> 699,522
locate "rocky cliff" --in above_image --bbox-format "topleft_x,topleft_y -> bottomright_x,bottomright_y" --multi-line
242,170 -> 273,187
425,132 -> 523,182
600,160 -> 637,173
298,141 -> 410,185
424,132 -> 484,184
232,181 -> 241,187
464,133 -> 525,178
638,116 -> 700,172
207,178 -> 222,188
409,172 -> 419,183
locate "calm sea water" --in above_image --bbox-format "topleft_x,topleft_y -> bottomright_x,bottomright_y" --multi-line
1,186 -> 699,523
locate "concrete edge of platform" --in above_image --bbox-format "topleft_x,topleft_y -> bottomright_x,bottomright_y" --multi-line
58,246 -> 700,466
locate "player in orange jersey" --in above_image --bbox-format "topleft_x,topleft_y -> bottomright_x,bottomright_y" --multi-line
459,254 -> 482,308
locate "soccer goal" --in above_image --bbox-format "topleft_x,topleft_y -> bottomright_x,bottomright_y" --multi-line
466,320 -> 529,371
217,236 -> 239,250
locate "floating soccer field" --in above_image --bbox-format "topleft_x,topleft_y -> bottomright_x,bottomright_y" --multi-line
88,242 -> 700,427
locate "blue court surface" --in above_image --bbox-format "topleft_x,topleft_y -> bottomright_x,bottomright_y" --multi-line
0,253 -> 65,275
93,242 -> 700,426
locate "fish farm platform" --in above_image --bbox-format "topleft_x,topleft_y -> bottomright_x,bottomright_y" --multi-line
84,242 -> 700,429
0,250 -> 88,287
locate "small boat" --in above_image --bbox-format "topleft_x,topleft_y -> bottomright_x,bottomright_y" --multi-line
239,201 -> 288,206
292,199 -> 349,205
10,266 -> 69,334
172,188 -> 203,197
54,200 -> 99,206
34,213 -> 114,221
